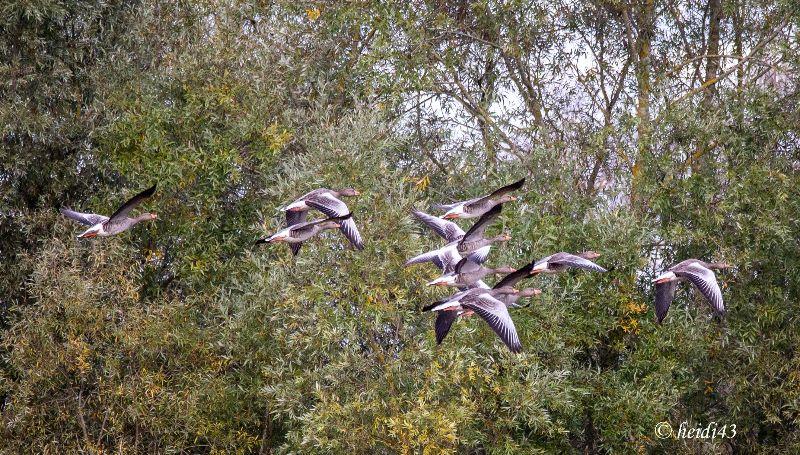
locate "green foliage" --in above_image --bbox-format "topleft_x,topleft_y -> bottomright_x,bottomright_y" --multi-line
2,0 -> 800,453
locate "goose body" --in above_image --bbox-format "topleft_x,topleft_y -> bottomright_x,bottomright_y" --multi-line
257,214 -> 350,246
437,178 -> 525,219
282,188 -> 363,255
530,251 -> 607,275
653,259 -> 730,323
406,205 -> 509,270
410,209 -> 491,265
427,257 -> 515,287
60,184 -> 158,238
423,287 -> 523,353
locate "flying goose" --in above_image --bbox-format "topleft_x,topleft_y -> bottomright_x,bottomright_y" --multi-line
407,205 -> 510,270
60,184 -> 157,238
455,204 -> 510,255
283,188 -> 362,255
424,287 -> 523,353
423,287 -> 523,353
491,262 -> 542,306
653,259 -> 730,323
427,257 -> 516,287
411,209 -> 491,264
436,178 -> 525,219
256,214 -> 351,247
530,251 -> 607,275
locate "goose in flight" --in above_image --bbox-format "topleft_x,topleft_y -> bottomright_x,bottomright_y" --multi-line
491,262 -> 542,306
256,214 -> 351,248
283,188 -> 363,255
653,259 -> 730,323
406,205 -> 510,269
60,184 -> 157,238
436,178 -> 525,219
423,287 -> 523,353
530,251 -> 607,275
410,209 -> 491,264
426,257 -> 516,288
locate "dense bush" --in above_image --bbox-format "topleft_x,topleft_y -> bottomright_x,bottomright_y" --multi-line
2,0 -> 799,453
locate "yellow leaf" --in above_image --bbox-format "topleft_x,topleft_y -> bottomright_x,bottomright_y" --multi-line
306,8 -> 321,21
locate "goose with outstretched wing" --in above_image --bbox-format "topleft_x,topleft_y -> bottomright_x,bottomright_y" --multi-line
256,214 -> 351,247
282,188 -> 360,255
410,209 -> 491,265
436,178 -> 525,219
530,251 -> 607,275
427,256 -> 516,288
653,259 -> 730,323
423,287 -> 523,353
60,184 -> 158,238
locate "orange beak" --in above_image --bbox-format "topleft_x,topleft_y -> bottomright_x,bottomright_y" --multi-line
443,213 -> 459,219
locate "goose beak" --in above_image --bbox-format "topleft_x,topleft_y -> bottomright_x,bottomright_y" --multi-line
79,232 -> 98,238
529,269 -> 542,276
442,213 -> 459,220
353,190 -> 361,196
151,213 -> 158,220
333,223 -> 342,228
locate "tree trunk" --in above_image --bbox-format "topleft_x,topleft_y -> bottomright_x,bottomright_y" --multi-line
703,0 -> 724,106
630,0 -> 655,207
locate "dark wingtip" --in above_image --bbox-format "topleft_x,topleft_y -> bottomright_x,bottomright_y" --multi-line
511,177 -> 526,189
421,302 -> 439,312
142,183 -> 157,197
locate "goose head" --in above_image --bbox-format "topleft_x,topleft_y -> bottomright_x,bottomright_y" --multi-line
518,288 -> 542,297
136,213 -> 158,222
337,188 -> 360,197
579,251 -> 601,260
496,194 -> 518,204
494,232 -> 512,243
319,221 -> 342,230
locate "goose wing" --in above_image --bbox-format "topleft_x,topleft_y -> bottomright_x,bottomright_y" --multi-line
466,246 -> 491,265
454,257 -> 482,274
285,210 -> 307,255
59,209 -> 109,226
548,252 -> 607,272
412,210 -> 465,242
406,244 -> 461,271
493,262 -> 535,289
434,311 -> 459,345
461,204 -> 502,244
462,293 -> 522,353
654,280 -> 678,323
677,263 -> 725,316
434,196 -> 481,212
107,184 -> 157,224
466,178 -> 525,209
305,193 -> 364,250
